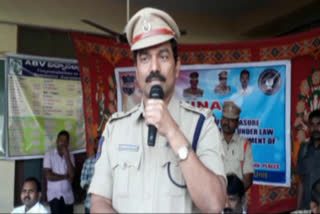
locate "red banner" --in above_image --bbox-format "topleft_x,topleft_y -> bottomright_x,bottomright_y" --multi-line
72,27 -> 320,213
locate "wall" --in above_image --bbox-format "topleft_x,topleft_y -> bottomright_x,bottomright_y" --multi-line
0,161 -> 15,212
0,23 -> 16,213
0,24 -> 17,56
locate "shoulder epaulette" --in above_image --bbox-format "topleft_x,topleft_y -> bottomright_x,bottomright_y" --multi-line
108,104 -> 140,123
180,101 -> 212,118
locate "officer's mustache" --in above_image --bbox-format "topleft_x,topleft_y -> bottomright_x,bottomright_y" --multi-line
145,71 -> 166,83
311,131 -> 320,139
23,196 -> 30,201
223,207 -> 234,214
222,124 -> 231,130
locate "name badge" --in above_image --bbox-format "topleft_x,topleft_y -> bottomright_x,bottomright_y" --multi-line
118,144 -> 139,152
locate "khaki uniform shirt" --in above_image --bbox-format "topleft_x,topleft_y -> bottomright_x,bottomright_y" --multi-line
221,133 -> 254,180
183,87 -> 204,98
214,84 -> 231,95
89,96 -> 225,213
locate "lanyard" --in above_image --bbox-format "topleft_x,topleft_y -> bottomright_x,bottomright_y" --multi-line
167,114 -> 206,188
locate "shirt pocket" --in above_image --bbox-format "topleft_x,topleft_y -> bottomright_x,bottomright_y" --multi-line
111,151 -> 141,197
160,153 -> 186,197
225,151 -> 243,177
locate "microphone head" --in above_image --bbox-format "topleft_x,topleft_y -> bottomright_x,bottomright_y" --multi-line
149,85 -> 164,99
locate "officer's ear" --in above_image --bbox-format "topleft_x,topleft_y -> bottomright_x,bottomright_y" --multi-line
175,57 -> 181,78
310,201 -> 319,214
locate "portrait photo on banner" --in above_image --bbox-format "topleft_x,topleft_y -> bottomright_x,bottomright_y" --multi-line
115,60 -> 291,187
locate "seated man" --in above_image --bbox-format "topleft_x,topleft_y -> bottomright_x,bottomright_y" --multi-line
311,178 -> 320,214
12,177 -> 49,214
224,173 -> 245,214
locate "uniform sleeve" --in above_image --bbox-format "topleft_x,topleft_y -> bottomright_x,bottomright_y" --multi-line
196,115 -> 226,181
80,159 -> 89,188
88,123 -> 113,199
296,143 -> 306,176
243,141 -> 254,174
43,151 -> 51,169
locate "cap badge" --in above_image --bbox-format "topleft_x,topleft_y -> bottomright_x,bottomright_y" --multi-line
142,20 -> 151,33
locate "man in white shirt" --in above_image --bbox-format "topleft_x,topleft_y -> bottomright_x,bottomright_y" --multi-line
11,177 -> 49,214
43,130 -> 75,214
239,69 -> 253,95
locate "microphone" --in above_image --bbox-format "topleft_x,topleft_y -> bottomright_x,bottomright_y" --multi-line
148,85 -> 164,147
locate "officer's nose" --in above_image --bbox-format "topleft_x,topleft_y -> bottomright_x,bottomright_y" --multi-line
151,56 -> 160,71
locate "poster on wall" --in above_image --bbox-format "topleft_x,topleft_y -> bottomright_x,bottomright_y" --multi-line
115,60 -> 291,187
5,54 -> 86,160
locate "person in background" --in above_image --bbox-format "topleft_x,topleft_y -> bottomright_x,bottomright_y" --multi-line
310,178 -> 320,214
80,135 -> 101,214
183,71 -> 204,98
224,173 -> 246,214
89,7 -> 226,213
239,69 -> 252,95
214,70 -> 231,95
291,178 -> 320,214
297,109 -> 320,210
43,130 -> 75,214
220,101 -> 254,191
11,177 -> 49,214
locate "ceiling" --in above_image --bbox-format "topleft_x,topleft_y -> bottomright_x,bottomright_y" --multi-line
0,0 -> 320,43
127,0 -> 320,38
129,0 -> 280,18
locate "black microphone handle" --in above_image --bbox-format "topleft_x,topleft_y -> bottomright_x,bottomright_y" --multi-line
148,124 -> 157,146
147,85 -> 164,147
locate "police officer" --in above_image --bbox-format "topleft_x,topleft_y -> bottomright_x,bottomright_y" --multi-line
183,72 -> 204,98
214,70 -> 231,95
220,101 -> 254,191
89,7 -> 226,213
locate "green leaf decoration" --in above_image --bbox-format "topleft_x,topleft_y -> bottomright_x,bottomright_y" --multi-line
307,90 -> 320,104
298,94 -> 306,99
307,76 -> 313,87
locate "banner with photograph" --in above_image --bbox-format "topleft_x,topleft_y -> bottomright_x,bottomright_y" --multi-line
6,54 -> 86,159
116,60 -> 291,186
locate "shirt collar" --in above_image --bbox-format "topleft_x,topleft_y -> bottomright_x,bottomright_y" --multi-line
222,132 -> 238,144
309,141 -> 320,150
24,201 -> 40,213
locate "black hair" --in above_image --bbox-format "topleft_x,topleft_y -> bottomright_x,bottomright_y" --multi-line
189,72 -> 199,78
240,69 -> 250,78
57,130 -> 70,141
24,177 -> 41,192
309,109 -> 320,122
227,173 -> 245,199
311,178 -> 320,205
133,38 -> 179,64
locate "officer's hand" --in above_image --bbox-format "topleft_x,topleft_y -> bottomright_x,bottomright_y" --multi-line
143,99 -> 178,139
